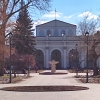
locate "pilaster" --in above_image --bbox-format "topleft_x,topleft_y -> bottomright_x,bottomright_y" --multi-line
63,45 -> 67,69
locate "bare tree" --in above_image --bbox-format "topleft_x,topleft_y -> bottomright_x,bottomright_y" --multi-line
89,32 -> 100,75
0,0 -> 51,76
77,13 -> 100,76
77,13 -> 98,35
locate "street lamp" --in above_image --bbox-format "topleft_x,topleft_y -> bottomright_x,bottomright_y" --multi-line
75,44 -> 78,76
5,32 -> 12,83
85,31 -> 89,83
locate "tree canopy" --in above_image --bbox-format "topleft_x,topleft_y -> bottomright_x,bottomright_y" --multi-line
0,0 -> 51,76
12,2 -> 36,55
77,13 -> 100,75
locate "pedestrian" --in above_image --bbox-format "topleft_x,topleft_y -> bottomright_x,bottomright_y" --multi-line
35,65 -> 38,73
4,68 -> 8,74
22,68 -> 26,74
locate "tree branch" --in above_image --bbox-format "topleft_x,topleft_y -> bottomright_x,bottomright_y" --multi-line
7,1 -> 31,20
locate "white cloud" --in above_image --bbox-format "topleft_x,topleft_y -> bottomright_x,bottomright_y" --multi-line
64,15 -> 74,19
33,20 -> 47,28
95,27 -> 100,31
42,11 -> 75,22
78,11 -> 99,20
42,11 -> 62,18
33,20 -> 48,36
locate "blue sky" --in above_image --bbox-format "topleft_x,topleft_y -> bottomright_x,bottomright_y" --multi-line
33,0 -> 100,27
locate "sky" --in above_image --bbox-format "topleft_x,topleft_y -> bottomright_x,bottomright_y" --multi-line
32,0 -> 100,28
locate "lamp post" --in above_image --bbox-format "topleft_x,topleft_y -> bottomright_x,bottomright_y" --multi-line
27,53 -> 30,76
35,62 -> 38,73
85,32 -> 89,83
5,32 -> 12,83
9,32 -> 12,83
75,44 -> 78,76
28,56 -> 30,76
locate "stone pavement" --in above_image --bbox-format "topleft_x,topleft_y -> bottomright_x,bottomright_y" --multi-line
0,70 -> 100,100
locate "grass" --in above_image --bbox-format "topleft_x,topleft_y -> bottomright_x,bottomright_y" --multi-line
0,74 -> 31,84
11,76 -> 22,83
74,74 -> 100,83
68,69 -> 93,73
0,70 -> 43,84
29,69 -> 43,73
79,78 -> 100,83
0,75 -> 9,78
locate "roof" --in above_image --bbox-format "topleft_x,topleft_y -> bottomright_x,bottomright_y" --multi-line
36,19 -> 76,27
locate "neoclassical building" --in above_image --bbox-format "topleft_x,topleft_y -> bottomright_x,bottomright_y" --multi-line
35,19 -> 100,69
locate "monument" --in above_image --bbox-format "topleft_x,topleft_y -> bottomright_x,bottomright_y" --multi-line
49,60 -> 59,73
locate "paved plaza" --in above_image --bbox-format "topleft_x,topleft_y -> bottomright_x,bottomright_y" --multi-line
0,70 -> 100,100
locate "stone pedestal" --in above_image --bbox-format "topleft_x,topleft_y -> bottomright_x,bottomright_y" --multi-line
49,60 -> 59,73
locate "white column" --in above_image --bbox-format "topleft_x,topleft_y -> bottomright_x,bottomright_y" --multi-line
63,48 -> 66,69
97,58 -> 99,68
46,48 -> 49,68
51,29 -> 53,36
66,54 -> 69,68
61,54 -> 63,68
44,54 -> 46,68
99,57 -> 100,68
97,57 -> 100,68
81,54 -> 85,68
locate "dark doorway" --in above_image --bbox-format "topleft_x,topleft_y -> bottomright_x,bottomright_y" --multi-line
88,54 -> 93,69
51,50 -> 61,69
69,49 -> 79,69
36,50 -> 44,69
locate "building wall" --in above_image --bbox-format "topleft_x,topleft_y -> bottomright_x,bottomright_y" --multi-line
36,20 -> 76,37
35,35 -> 87,69
35,20 -> 100,69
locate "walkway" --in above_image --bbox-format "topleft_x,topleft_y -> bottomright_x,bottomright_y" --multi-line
0,70 -> 100,100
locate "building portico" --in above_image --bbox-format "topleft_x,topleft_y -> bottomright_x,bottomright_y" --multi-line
36,35 -> 81,69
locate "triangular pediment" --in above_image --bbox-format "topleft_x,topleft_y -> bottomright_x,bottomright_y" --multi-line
36,20 -> 76,27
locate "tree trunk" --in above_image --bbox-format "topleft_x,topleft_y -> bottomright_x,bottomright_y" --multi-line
0,39 -> 5,76
0,26 -> 6,76
0,59 -> 4,76
93,59 -> 99,76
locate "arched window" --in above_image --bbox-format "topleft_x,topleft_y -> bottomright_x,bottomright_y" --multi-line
53,29 -> 59,36
47,30 -> 51,36
61,29 -> 66,36
68,29 -> 73,36
39,30 -> 44,36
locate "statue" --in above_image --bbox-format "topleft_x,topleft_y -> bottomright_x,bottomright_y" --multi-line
49,60 -> 59,73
